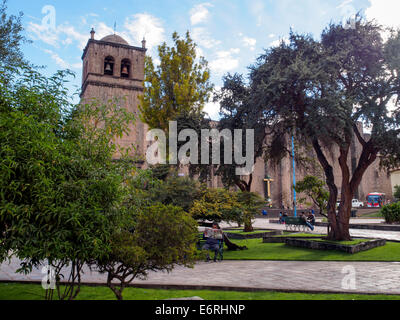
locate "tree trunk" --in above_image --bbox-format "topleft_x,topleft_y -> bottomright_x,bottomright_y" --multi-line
223,234 -> 247,251
243,220 -> 254,232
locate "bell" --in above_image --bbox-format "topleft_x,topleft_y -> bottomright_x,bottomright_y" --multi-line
105,63 -> 112,72
121,65 -> 129,76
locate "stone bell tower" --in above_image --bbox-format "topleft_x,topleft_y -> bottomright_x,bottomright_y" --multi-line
80,28 -> 148,161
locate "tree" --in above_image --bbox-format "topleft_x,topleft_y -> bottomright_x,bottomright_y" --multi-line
0,66 -> 136,300
154,172 -> 201,212
236,191 -> 265,232
95,204 -> 198,300
294,176 -> 329,217
394,185 -> 400,201
190,187 -> 241,223
214,73 -> 267,192
140,31 -> 213,132
250,19 -> 400,240
0,0 -> 29,69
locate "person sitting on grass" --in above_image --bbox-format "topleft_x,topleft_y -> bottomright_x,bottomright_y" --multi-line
202,222 -> 224,262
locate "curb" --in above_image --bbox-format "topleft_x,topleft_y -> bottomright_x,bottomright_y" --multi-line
1,280 -> 399,297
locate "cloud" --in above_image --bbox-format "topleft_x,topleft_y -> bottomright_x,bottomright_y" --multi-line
93,22 -> 114,39
27,21 -> 88,49
203,86 -> 221,120
123,13 -> 165,50
27,22 -> 59,46
204,100 -> 220,120
209,49 -> 240,75
269,37 -> 290,48
190,3 -> 213,26
43,49 -> 80,70
241,35 -> 257,51
192,27 -> 221,49
58,25 -> 88,49
365,0 -> 400,29
248,0 -> 265,27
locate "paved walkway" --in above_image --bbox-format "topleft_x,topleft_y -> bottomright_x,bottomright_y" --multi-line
1,257 -> 400,295
240,219 -> 400,242
2,218 -> 400,296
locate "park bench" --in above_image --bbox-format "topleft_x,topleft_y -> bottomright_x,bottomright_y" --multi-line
197,233 -> 224,261
284,217 -> 309,232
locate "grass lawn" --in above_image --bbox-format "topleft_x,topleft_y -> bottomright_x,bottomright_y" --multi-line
224,230 -> 273,235
223,239 -> 400,261
1,282 -> 400,300
359,212 -> 384,218
271,233 -> 323,238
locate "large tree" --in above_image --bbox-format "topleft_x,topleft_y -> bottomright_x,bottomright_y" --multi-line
214,73 -> 267,192
0,66 -> 135,300
139,31 -> 213,132
251,19 -> 400,240
0,0 -> 28,69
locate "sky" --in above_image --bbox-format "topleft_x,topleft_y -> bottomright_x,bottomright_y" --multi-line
7,0 -> 400,120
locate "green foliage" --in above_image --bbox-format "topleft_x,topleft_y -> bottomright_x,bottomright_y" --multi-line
149,164 -> 171,181
154,173 -> 201,212
236,191 -> 265,232
295,176 -> 329,216
95,204 -> 198,300
214,73 -> 266,191
0,66 -> 135,300
174,110 -> 214,182
139,31 -> 213,131
190,187 -> 241,224
250,18 -> 400,240
190,188 -> 264,230
394,185 -> 400,201
0,0 -> 28,69
381,203 -> 400,224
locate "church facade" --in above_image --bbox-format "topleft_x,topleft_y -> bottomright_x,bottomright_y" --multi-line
80,30 -> 394,207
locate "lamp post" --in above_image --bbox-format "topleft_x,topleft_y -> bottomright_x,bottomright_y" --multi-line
263,176 -> 274,208
292,136 -> 297,217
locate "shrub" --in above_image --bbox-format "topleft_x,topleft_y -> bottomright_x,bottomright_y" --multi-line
381,202 -> 400,224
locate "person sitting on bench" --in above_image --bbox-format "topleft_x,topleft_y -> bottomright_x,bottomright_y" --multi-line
300,212 -> 314,231
307,211 -> 316,226
202,222 -> 223,262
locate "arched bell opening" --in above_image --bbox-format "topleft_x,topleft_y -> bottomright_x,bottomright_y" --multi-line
121,59 -> 131,78
104,56 -> 115,76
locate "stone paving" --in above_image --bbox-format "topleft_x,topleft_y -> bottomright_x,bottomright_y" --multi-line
238,219 -> 400,242
2,257 -> 400,295
2,218 -> 400,296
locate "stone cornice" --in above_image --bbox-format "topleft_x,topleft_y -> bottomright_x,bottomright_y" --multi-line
82,39 -> 147,60
80,80 -> 144,97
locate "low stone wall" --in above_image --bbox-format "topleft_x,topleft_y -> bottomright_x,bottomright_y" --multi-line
263,235 -> 324,243
225,229 -> 283,240
285,238 -> 386,254
270,220 -> 400,232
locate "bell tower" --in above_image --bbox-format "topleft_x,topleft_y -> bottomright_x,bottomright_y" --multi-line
81,28 -> 148,161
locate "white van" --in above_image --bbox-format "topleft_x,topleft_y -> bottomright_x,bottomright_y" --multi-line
352,199 -> 364,208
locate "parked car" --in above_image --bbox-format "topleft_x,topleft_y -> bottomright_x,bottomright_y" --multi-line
352,199 -> 364,208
